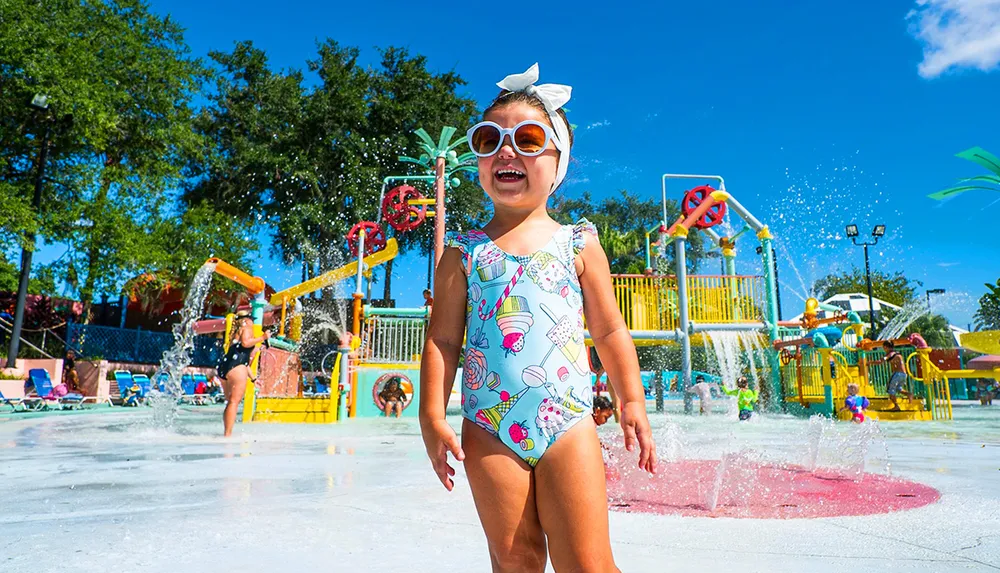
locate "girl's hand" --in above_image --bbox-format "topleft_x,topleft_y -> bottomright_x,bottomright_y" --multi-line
263,331 -> 272,340
420,418 -> 465,491
620,400 -> 657,474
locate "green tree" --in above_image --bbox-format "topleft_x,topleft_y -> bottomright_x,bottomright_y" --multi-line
1,0 -> 209,320
813,267 -> 921,307
904,314 -> 955,348
974,279 -> 1000,331
187,41 -> 488,302
551,190 -> 705,273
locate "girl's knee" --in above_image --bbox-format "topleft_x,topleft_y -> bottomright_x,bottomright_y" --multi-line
489,539 -> 546,573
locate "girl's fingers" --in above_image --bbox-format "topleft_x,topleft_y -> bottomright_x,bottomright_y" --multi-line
446,434 -> 466,462
622,421 -> 638,452
639,428 -> 657,473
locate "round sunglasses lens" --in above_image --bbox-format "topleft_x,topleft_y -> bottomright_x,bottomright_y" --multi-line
471,124 -> 501,155
514,123 -> 547,154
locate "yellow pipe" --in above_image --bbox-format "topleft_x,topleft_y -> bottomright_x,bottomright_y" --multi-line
279,299 -> 287,337
206,258 -> 266,295
268,238 -> 398,305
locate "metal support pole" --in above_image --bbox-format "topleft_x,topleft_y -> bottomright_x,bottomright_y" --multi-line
7,123 -> 50,366
864,243 -> 876,334
759,227 -> 784,411
674,230 -> 693,414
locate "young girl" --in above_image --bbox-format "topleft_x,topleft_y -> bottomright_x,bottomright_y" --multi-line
419,63 -> 656,572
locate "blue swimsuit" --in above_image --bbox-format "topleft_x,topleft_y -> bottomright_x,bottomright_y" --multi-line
450,220 -> 597,467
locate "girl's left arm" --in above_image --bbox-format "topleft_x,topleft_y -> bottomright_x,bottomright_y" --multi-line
577,233 -> 657,474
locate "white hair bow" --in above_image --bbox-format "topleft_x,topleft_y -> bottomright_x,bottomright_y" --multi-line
496,63 -> 572,192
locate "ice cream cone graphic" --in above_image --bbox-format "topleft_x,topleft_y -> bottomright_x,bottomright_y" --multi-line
475,387 -> 527,435
495,295 -> 534,355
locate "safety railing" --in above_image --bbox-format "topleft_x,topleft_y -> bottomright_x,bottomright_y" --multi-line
611,274 -> 765,331
357,315 -> 427,365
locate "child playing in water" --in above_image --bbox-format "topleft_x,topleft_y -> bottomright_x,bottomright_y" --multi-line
874,340 -> 912,411
379,377 -> 407,418
721,376 -> 758,421
420,63 -> 656,572
592,395 -> 615,427
840,382 -> 870,423
688,374 -> 719,415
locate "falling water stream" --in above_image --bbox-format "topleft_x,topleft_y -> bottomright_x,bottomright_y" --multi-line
149,262 -> 218,428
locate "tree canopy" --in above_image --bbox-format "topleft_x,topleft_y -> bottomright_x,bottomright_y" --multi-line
813,267 -> 921,307
974,279 -> 1000,331
0,0 -> 254,321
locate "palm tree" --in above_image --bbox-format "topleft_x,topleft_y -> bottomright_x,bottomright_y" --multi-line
597,224 -> 644,274
974,279 -> 1000,331
930,147 -> 1000,199
904,314 -> 955,348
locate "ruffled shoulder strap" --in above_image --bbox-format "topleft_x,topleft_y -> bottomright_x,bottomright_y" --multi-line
571,218 -> 598,256
446,230 -> 488,275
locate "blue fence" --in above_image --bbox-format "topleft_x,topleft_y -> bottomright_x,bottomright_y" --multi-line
66,323 -> 222,367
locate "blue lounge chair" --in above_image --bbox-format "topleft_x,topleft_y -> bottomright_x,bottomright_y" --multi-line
0,388 -> 30,412
180,374 -> 196,396
27,368 -> 84,410
133,374 -> 151,397
114,370 -> 141,407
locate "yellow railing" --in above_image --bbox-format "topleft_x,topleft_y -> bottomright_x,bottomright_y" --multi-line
611,274 -> 765,331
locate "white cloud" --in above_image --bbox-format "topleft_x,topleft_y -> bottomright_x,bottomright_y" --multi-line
937,261 -> 961,267
908,0 -> 1000,78
585,120 -> 611,130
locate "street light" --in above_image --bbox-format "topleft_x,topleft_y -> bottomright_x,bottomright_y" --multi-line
845,223 -> 886,336
7,95 -> 53,367
926,288 -> 945,312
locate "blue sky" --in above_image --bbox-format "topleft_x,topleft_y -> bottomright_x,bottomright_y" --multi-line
86,0 -> 1000,325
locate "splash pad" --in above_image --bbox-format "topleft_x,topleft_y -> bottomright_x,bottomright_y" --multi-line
606,454 -> 939,519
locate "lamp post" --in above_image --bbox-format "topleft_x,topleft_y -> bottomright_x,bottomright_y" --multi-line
926,288 -> 945,312
845,224 -> 885,336
7,95 -> 53,367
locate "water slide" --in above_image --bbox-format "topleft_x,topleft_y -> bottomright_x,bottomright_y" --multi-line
268,238 -> 398,305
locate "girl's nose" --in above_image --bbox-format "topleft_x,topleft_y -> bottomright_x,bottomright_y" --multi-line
497,136 -> 517,159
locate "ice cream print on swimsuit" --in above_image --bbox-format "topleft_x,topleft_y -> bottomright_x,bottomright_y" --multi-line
451,220 -> 597,467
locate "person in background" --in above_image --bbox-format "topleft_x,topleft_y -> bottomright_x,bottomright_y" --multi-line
379,377 -> 407,418
873,340 -> 912,412
218,309 -> 270,436
63,350 -> 81,394
592,395 -> 615,427
721,376 -> 759,421
423,289 -> 434,308
840,382 -> 870,423
588,345 -> 620,422
687,374 -> 719,415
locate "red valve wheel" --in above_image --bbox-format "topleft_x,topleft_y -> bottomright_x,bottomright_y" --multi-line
382,185 -> 427,233
779,348 -> 795,366
346,221 -> 386,257
681,185 -> 727,230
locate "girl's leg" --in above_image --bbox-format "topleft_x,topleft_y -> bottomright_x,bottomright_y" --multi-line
394,401 -> 402,418
383,401 -> 393,417
223,366 -> 248,437
535,417 -> 618,573
462,419 -> 547,573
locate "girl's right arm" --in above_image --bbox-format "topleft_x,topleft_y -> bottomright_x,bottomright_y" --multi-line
419,248 -> 468,491
239,324 -> 270,348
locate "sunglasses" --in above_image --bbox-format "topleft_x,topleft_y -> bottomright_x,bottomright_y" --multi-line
466,120 -> 563,158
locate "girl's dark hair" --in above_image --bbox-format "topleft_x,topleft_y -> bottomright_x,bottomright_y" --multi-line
484,90 -> 575,150
593,396 -> 613,411
882,340 -> 894,349
737,376 -> 749,387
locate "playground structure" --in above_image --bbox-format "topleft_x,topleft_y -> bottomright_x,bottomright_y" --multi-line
181,143 -> 1000,424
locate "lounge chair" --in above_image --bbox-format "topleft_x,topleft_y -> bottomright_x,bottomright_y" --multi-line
27,368 -> 84,410
133,374 -> 152,397
0,388 -> 33,412
114,370 -> 141,407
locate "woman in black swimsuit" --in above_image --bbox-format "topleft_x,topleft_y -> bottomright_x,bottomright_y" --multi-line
220,309 -> 270,436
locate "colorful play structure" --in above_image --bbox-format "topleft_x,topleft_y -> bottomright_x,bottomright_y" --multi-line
182,149 -> 1000,423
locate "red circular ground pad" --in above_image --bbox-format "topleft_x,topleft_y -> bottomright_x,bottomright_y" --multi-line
606,458 -> 939,519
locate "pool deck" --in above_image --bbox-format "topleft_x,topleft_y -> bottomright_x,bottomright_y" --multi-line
1,404 -> 998,572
